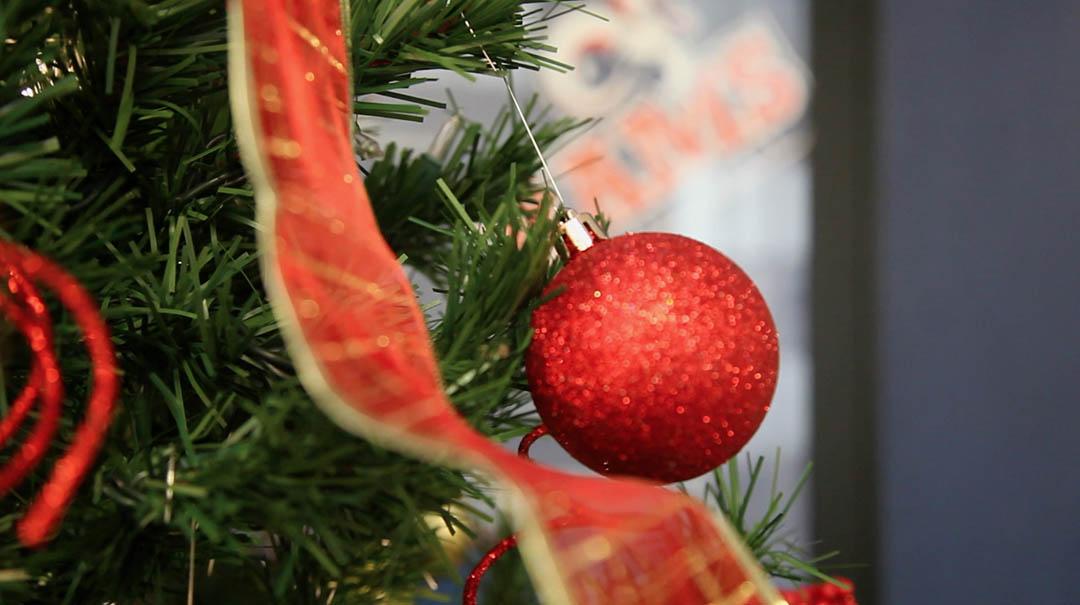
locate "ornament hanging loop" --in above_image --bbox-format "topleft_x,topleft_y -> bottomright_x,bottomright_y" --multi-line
557,209 -> 607,259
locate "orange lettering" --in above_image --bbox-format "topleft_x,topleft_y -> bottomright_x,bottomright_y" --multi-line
559,137 -> 647,218
687,86 -> 744,153
718,26 -> 808,141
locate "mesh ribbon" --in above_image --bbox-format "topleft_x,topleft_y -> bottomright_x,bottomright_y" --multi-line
226,1 -> 783,603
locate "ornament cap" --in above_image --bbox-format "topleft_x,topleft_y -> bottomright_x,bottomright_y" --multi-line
557,210 -> 606,258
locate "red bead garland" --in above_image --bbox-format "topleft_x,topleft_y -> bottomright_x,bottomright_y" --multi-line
0,242 -> 118,546
462,534 -> 518,605
780,577 -> 858,605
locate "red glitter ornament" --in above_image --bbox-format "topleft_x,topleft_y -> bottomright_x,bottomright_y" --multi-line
525,230 -> 779,483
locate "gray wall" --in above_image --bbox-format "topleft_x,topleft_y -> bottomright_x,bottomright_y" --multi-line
878,2 -> 1080,603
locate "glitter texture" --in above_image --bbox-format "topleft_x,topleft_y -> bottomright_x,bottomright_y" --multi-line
526,232 -> 779,483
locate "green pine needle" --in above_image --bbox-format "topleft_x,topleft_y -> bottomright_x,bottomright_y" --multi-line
703,450 -> 848,587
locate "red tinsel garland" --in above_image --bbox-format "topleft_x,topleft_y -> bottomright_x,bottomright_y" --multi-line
0,242 -> 118,546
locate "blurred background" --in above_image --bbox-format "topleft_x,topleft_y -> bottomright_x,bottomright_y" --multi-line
402,1 -> 1080,603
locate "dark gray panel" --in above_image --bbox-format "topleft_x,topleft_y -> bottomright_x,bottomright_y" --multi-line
811,1 -> 878,602
878,2 -> 1080,603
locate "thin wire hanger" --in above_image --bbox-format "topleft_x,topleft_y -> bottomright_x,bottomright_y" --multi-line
458,11 -> 568,208
458,9 -> 604,252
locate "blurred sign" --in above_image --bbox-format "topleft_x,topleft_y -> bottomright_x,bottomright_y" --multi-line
541,6 -> 810,223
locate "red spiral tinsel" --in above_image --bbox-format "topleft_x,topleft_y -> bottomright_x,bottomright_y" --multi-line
0,242 -> 118,547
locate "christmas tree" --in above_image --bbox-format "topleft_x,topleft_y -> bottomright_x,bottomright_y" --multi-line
1,1 -> 852,603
